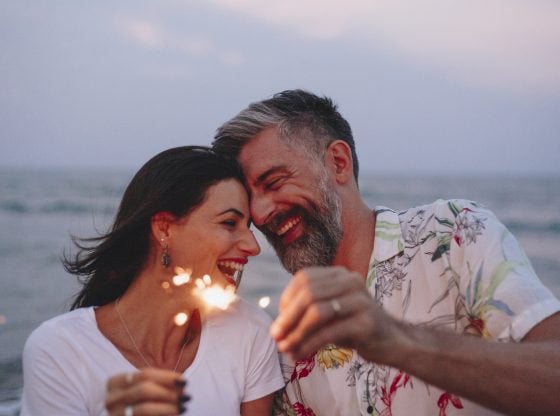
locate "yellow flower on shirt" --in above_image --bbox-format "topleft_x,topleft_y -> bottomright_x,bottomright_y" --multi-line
317,345 -> 353,369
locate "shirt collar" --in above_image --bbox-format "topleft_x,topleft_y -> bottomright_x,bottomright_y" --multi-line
369,206 -> 405,266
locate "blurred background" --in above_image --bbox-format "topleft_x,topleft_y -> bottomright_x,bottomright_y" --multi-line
1,1 -> 559,414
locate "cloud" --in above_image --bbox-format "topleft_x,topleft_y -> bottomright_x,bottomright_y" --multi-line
115,16 -> 244,68
209,0 -> 560,94
119,18 -> 164,48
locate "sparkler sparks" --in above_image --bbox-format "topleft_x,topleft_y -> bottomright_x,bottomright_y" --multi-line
258,296 -> 271,308
170,268 -> 238,311
172,267 -> 192,286
174,312 -> 189,326
194,277 -> 237,311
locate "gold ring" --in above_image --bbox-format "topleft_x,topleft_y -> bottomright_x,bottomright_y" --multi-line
330,299 -> 342,315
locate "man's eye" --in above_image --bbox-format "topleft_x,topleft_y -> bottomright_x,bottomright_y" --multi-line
265,178 -> 282,190
222,220 -> 236,227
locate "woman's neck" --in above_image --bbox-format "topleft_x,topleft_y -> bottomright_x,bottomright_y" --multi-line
96,267 -> 201,370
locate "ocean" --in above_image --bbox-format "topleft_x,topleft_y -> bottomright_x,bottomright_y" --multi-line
1,169 -> 559,415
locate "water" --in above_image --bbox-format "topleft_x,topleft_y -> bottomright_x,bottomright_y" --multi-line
1,169 -> 559,415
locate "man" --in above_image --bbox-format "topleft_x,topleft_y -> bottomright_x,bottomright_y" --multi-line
212,90 -> 560,415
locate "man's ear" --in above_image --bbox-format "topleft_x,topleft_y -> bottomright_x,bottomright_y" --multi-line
151,211 -> 175,243
325,140 -> 354,185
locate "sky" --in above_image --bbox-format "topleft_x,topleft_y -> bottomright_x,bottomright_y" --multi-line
1,0 -> 559,175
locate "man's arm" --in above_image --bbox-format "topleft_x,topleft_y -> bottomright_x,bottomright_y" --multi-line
270,267 -> 560,416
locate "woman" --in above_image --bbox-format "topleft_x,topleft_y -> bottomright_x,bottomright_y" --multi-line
21,146 -> 284,415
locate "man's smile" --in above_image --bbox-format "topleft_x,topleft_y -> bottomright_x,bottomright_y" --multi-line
271,214 -> 304,245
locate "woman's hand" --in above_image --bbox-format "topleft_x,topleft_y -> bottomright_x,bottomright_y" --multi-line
106,368 -> 190,416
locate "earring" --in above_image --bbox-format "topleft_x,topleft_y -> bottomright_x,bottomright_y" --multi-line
161,239 -> 171,268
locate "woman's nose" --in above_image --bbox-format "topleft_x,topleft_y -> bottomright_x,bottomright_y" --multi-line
239,228 -> 261,257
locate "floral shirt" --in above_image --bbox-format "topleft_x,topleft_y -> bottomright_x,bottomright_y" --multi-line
274,199 -> 560,416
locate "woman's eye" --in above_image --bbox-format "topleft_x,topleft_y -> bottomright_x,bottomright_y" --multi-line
222,220 -> 237,227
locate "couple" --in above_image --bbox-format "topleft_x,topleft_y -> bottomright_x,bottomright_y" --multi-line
22,90 -> 560,415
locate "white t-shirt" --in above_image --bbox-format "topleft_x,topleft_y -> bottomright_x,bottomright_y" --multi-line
278,200 -> 560,415
21,298 -> 284,415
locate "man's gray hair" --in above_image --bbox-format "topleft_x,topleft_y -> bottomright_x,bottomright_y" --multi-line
212,89 -> 359,181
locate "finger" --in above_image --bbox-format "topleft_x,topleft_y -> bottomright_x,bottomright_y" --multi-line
278,267 -> 357,310
106,378 -> 185,412
272,267 -> 362,340
288,315 -> 360,360
276,291 -> 363,354
108,368 -> 186,392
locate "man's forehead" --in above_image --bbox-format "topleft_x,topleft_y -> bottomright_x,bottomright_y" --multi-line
238,127 -> 292,181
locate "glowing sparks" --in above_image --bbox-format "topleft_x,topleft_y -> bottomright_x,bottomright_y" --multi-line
167,266 -> 237,312
194,278 -> 206,290
172,267 -> 192,286
202,274 -> 212,286
258,296 -> 271,308
174,312 -> 189,326
198,284 -> 236,310
192,275 -> 237,311
172,273 -> 190,286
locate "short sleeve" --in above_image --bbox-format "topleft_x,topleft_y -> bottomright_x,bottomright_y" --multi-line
20,323 -> 88,415
446,200 -> 560,341
242,311 -> 284,402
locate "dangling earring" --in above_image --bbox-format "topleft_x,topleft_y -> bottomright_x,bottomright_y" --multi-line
161,239 -> 171,268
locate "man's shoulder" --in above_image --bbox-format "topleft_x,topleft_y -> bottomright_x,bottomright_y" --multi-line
397,199 -> 488,222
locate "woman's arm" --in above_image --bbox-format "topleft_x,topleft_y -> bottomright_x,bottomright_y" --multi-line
241,392 -> 276,416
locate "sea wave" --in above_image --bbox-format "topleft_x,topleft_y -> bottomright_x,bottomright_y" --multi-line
504,221 -> 560,236
0,200 -> 117,215
0,400 -> 20,416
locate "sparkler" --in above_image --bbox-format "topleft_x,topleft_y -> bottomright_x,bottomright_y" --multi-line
194,275 -> 237,310
170,268 -> 238,313
168,267 -> 271,319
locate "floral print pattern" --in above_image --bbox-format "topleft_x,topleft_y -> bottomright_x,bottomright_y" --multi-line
317,345 -> 353,370
275,199 -> 559,416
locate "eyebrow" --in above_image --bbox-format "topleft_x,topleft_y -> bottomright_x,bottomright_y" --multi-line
254,165 -> 288,187
217,208 -> 253,227
217,208 -> 245,218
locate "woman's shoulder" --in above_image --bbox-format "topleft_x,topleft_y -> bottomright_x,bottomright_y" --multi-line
24,307 -> 96,353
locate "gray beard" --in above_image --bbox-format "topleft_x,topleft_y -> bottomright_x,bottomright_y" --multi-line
262,178 -> 343,274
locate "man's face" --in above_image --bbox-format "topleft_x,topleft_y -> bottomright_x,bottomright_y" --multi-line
238,126 -> 342,273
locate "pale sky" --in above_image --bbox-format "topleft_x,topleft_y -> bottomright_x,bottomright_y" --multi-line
1,0 -> 559,175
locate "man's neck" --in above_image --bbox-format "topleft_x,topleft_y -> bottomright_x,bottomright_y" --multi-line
332,199 -> 376,279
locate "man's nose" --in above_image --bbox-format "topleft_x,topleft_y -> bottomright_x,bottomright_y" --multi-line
250,194 -> 275,227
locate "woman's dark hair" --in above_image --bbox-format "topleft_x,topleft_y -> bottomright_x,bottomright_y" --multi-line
64,146 -> 244,309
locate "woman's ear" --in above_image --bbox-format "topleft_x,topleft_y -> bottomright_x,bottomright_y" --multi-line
151,211 -> 175,244
325,140 -> 354,185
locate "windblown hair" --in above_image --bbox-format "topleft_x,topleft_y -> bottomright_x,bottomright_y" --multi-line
212,89 -> 359,181
64,146 -> 244,309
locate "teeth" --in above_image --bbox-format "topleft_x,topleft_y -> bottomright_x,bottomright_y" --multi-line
277,216 -> 302,236
217,261 -> 244,273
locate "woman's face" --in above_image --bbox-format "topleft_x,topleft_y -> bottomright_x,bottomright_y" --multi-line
168,178 -> 260,285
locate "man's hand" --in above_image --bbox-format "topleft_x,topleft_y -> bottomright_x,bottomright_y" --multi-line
270,266 -> 400,362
